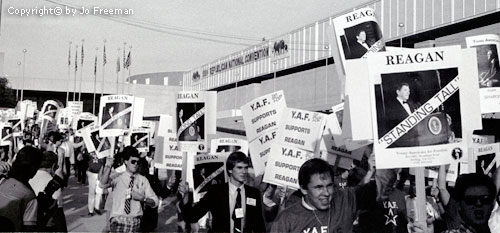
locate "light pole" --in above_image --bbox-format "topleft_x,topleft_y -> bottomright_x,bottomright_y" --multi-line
398,23 -> 405,48
21,49 -> 27,102
324,45 -> 329,104
16,61 -> 21,102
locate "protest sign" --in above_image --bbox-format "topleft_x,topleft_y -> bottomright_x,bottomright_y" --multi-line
19,100 -> 36,119
319,125 -> 365,161
0,123 -> 13,146
368,46 -> 478,169
275,108 -> 326,152
7,116 -> 23,137
263,143 -> 315,189
98,95 -> 136,137
38,100 -> 62,137
74,112 -> 97,137
320,150 -> 354,170
332,8 -> 385,71
330,102 -> 372,151
82,122 -> 113,159
191,152 -> 227,202
240,90 -> 286,141
67,101 -> 83,117
57,108 -> 71,130
154,136 -> 183,171
176,91 -> 213,153
248,130 -> 277,176
125,128 -> 150,153
473,143 -> 500,177
206,91 -> 217,135
210,138 -> 248,155
466,34 -> 500,113
472,134 -> 495,144
142,120 -> 156,145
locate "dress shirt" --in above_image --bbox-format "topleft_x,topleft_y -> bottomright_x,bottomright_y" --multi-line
29,170 -> 63,207
109,171 -> 158,218
397,98 -> 412,116
228,182 -> 245,233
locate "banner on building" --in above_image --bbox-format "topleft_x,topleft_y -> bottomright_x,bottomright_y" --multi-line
466,34 -> 500,113
368,46 -> 480,169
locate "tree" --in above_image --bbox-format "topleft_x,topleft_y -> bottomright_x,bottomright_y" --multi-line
0,77 -> 17,108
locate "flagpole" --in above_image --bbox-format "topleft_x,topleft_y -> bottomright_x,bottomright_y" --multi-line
128,45 -> 132,95
66,41 -> 72,106
73,44 -> 78,101
102,39 -> 107,97
122,42 -> 127,94
93,47 -> 98,115
116,48 -> 121,94
78,39 -> 85,102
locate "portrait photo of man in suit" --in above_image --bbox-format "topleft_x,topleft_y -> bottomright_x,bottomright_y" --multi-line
341,21 -> 383,60
101,102 -> 132,130
385,82 -> 419,131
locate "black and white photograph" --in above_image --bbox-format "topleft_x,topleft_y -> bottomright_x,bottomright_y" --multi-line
476,153 -> 496,177
193,162 -> 225,194
375,68 -> 462,148
77,119 -> 94,131
340,21 -> 383,60
177,102 -> 205,142
90,130 -> 111,153
101,102 -> 132,130
130,131 -> 149,152
8,118 -> 22,134
1,126 -> 13,143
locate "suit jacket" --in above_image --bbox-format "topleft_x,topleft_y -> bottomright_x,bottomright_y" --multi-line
181,183 -> 266,233
385,99 -> 418,131
347,41 -> 372,59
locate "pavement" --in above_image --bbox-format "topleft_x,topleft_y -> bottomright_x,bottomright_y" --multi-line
63,173 -> 178,232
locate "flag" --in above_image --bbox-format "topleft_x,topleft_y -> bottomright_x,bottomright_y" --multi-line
103,45 -> 107,65
125,51 -> 131,69
123,47 -> 126,68
81,44 -> 84,65
94,55 -> 97,76
75,49 -> 78,71
68,44 -> 71,66
116,56 -> 120,73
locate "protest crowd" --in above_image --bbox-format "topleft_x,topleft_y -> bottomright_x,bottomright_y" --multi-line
2,5 -> 500,233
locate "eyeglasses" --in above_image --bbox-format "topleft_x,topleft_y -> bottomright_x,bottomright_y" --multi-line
130,159 -> 139,165
463,195 -> 494,205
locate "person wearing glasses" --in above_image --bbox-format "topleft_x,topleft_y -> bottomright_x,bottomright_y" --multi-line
440,173 -> 496,233
99,146 -> 159,232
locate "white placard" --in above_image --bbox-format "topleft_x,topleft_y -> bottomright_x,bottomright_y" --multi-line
57,108 -> 72,130
368,46 -> 478,169
263,143 -> 315,189
472,134 -> 495,145
125,128 -> 150,153
240,90 -> 286,141
275,108 -> 326,152
210,138 -> 248,155
98,95 -> 135,137
67,101 -> 83,117
466,34 -> 500,113
192,152 -> 227,202
176,91 -> 212,152
248,130 -> 277,176
73,112 -> 97,137
7,116 -> 23,137
0,123 -> 13,146
81,122 -> 113,159
332,8 -> 385,70
474,143 -> 500,177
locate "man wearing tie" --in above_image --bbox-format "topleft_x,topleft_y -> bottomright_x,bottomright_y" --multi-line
347,30 -> 373,59
178,151 -> 266,233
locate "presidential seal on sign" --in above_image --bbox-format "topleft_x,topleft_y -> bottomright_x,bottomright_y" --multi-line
428,116 -> 442,135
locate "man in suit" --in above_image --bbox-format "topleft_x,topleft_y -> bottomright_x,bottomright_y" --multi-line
348,30 -> 373,59
178,151 -> 266,233
385,82 -> 419,133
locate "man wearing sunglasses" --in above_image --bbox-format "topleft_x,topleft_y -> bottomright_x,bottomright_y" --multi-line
99,146 -> 159,232
441,173 -> 496,233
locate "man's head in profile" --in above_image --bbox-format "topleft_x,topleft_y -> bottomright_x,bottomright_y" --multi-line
396,82 -> 411,102
108,106 -> 115,116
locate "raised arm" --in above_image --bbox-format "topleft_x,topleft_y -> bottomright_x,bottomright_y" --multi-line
438,165 -> 450,206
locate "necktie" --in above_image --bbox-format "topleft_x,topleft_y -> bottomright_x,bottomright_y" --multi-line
232,188 -> 242,233
124,175 -> 135,214
403,101 -> 408,104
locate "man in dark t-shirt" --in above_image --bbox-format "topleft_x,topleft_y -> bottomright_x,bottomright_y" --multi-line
87,151 -> 105,216
271,157 -> 375,233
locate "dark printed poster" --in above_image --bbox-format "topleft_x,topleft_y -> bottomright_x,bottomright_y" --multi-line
340,21 -> 383,60
375,68 -> 461,148
101,102 -> 132,130
476,153 -> 496,177
177,102 -> 205,142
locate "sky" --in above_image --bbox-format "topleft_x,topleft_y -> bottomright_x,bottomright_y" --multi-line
0,0 -> 370,82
